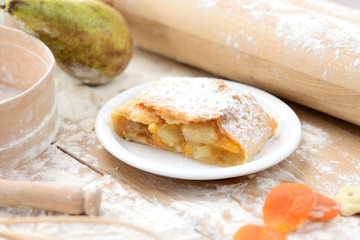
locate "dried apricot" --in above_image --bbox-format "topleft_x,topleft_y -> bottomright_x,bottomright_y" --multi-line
263,183 -> 316,233
308,192 -> 340,221
233,224 -> 287,240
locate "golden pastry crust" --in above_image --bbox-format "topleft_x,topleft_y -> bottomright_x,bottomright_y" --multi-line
111,77 -> 277,166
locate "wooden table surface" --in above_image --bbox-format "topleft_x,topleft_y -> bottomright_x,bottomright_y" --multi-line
0,44 -> 359,239
1,0 -> 360,235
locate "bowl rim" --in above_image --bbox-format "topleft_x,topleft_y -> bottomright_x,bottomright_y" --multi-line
0,25 -> 56,105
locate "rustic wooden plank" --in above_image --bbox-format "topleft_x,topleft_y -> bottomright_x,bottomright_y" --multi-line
1,46 -> 360,238
53,48 -> 360,238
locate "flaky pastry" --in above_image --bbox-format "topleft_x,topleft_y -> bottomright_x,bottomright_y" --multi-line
111,77 -> 277,167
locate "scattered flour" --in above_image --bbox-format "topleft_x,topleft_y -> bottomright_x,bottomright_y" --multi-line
294,122 -> 336,179
247,36 -> 255,45
296,122 -> 331,158
4,87 -> 357,240
275,12 -> 360,57
0,145 -> 204,239
354,58 -> 360,67
198,0 -> 360,87
50,67 -> 360,239
1,85 -> 360,239
1,18 -> 359,237
198,0 -> 218,9
321,70 -> 328,80
226,35 -> 232,47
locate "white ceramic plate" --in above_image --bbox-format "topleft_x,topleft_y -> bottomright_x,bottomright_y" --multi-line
95,80 -> 301,180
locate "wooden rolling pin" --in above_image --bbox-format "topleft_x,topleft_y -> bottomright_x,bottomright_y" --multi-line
0,180 -> 102,216
106,0 -> 360,126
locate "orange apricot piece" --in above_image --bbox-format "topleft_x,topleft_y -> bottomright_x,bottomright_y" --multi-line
233,225 -> 287,240
263,183 -> 316,233
308,192 -> 340,221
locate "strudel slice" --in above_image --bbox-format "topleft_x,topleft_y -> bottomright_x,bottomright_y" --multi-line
111,77 -> 277,167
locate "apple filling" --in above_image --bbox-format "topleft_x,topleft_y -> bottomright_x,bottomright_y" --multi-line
110,77 -> 278,167
112,106 -> 245,166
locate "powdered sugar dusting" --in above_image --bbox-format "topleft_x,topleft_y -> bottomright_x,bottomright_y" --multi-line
220,93 -> 275,160
139,77 -> 276,160
140,77 -> 237,121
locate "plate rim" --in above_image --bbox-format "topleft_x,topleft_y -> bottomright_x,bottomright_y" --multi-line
95,79 -> 301,180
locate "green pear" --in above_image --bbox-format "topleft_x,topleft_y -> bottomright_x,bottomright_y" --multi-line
1,0 -> 133,85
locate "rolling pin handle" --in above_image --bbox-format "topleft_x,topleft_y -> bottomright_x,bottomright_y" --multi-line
0,179 -> 103,216
83,187 -> 102,216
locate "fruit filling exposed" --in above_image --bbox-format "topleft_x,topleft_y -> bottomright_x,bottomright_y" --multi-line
111,77 -> 277,167
112,105 -> 245,166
